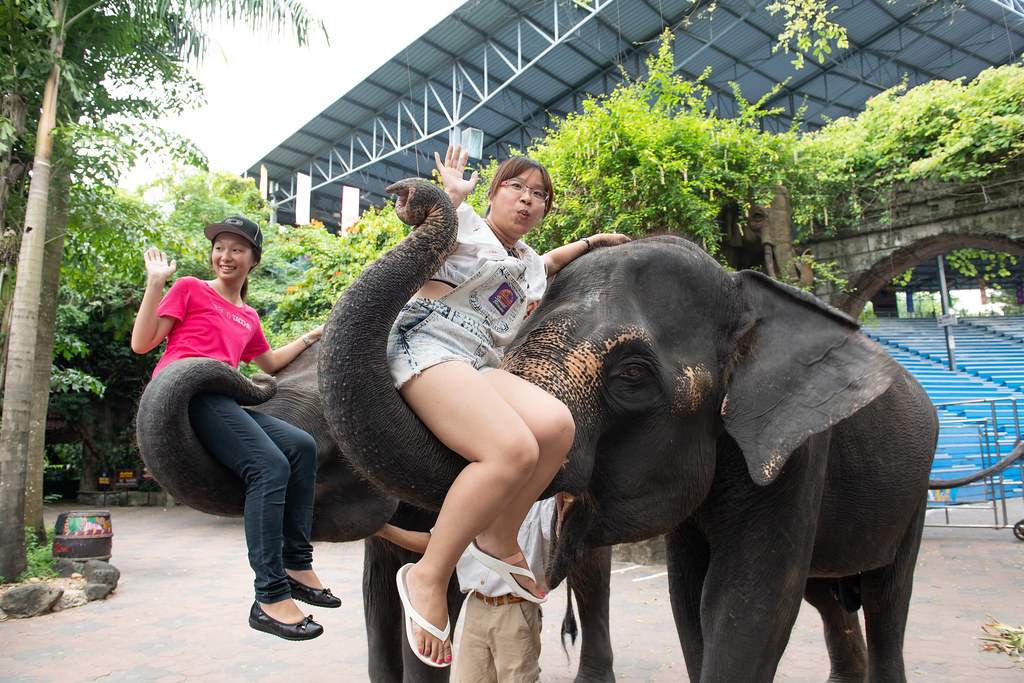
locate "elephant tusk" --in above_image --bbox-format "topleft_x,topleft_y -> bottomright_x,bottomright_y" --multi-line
555,491 -> 575,539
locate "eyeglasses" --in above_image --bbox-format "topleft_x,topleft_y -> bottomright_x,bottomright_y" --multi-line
500,178 -> 549,203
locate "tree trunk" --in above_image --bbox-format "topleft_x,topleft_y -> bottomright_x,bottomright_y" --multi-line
0,90 -> 30,387
25,169 -> 69,542
0,91 -> 28,232
0,39 -> 61,580
79,428 -> 103,496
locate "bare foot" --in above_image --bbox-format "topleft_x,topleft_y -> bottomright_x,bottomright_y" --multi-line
285,568 -> 324,590
259,597 -> 307,624
404,564 -> 453,665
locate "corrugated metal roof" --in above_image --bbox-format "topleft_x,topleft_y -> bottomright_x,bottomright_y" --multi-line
246,0 -> 1024,228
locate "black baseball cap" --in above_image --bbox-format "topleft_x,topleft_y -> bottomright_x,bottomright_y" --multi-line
204,216 -> 262,253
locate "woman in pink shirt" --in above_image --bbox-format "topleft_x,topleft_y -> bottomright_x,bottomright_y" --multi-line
131,216 -> 336,641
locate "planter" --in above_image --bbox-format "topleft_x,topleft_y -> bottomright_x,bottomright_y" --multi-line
122,491 -> 174,507
52,510 -> 112,561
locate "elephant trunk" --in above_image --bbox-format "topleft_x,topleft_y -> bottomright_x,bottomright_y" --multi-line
317,178 -> 464,510
135,357 -> 277,516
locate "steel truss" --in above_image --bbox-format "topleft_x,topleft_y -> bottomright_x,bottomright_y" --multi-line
271,0 -> 617,211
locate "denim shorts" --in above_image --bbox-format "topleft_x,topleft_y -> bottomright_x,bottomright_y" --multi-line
387,297 -> 504,389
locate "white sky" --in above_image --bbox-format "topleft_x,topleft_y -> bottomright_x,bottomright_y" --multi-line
138,0 -> 465,183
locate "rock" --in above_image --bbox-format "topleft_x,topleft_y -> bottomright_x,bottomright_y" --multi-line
53,558 -> 77,578
0,584 -> 63,618
58,589 -> 88,610
84,583 -> 112,601
83,560 -> 119,589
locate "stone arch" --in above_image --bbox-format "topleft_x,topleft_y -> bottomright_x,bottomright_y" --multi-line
838,233 -> 1024,318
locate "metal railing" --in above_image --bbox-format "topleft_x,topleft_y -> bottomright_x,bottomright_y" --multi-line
925,397 -> 1024,529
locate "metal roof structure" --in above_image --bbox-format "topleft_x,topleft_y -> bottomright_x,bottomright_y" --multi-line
246,0 -> 1024,229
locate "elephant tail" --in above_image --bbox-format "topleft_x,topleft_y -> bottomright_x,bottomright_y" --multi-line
561,585 -> 580,653
928,440 -> 1024,490
135,357 -> 277,516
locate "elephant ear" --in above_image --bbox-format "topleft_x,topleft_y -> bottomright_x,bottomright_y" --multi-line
722,270 -> 895,486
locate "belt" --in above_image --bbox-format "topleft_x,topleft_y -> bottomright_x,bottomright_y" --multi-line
473,591 -> 527,606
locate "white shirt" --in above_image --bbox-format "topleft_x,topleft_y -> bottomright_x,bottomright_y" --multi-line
456,497 -> 556,597
432,203 -> 547,313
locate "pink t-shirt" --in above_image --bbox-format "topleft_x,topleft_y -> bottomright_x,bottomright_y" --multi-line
151,277 -> 270,377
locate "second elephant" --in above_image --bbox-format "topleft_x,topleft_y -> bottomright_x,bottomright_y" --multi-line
135,347 -> 615,682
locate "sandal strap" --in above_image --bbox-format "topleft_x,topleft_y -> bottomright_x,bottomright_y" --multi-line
406,605 -> 450,642
500,551 -> 525,566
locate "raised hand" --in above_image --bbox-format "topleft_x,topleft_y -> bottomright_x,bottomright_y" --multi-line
143,247 -> 177,284
433,143 -> 478,205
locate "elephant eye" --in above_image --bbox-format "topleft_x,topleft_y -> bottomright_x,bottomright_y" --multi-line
605,356 -> 663,415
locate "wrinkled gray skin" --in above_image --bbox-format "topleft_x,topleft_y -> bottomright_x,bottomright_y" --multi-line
509,238 -> 939,683
318,178 -> 938,682
136,347 -> 614,682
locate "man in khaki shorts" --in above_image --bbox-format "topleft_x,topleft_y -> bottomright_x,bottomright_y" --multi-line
376,497 -> 555,681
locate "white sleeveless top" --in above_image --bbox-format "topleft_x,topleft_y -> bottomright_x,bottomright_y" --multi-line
432,203 -> 547,311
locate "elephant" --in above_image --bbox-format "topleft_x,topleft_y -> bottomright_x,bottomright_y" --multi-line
135,345 -> 615,682
317,177 -> 939,682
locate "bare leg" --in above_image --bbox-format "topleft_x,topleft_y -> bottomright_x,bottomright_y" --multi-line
398,361 -> 574,665
473,369 -> 572,578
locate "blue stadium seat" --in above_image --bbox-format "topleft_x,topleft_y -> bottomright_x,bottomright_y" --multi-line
862,317 -> 1024,503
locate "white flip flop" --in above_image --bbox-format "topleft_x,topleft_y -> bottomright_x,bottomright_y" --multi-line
468,541 -> 548,604
395,563 -> 451,668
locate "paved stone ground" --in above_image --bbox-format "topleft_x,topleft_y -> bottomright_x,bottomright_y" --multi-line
1,503 -> 1022,682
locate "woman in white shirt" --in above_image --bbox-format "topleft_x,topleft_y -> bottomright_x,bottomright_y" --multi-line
387,144 -> 628,667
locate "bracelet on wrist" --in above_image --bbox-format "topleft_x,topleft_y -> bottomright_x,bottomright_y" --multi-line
302,334 -> 312,348
581,237 -> 592,252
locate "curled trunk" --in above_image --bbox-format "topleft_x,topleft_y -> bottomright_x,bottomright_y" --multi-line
135,357 -> 276,516
135,349 -> 398,540
318,178 -> 463,510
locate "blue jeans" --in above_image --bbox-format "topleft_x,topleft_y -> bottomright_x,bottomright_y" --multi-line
188,393 -> 317,603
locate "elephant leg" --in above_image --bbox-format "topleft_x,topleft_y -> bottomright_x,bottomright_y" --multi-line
859,501 -> 926,683
804,577 -> 868,683
665,521 -> 710,681
364,536 -> 463,683
691,446 -> 826,682
364,502 -> 466,683
364,535 -> 412,683
568,545 -> 614,683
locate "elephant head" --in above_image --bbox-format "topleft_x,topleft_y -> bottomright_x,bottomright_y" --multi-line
136,348 -> 397,541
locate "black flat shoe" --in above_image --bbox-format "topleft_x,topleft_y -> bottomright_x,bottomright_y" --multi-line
287,576 -> 342,608
248,601 -> 323,641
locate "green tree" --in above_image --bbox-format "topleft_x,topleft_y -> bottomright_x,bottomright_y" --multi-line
0,0 -> 324,582
790,63 -> 1024,236
256,205 -> 410,345
45,166 -> 402,497
522,32 -> 796,255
